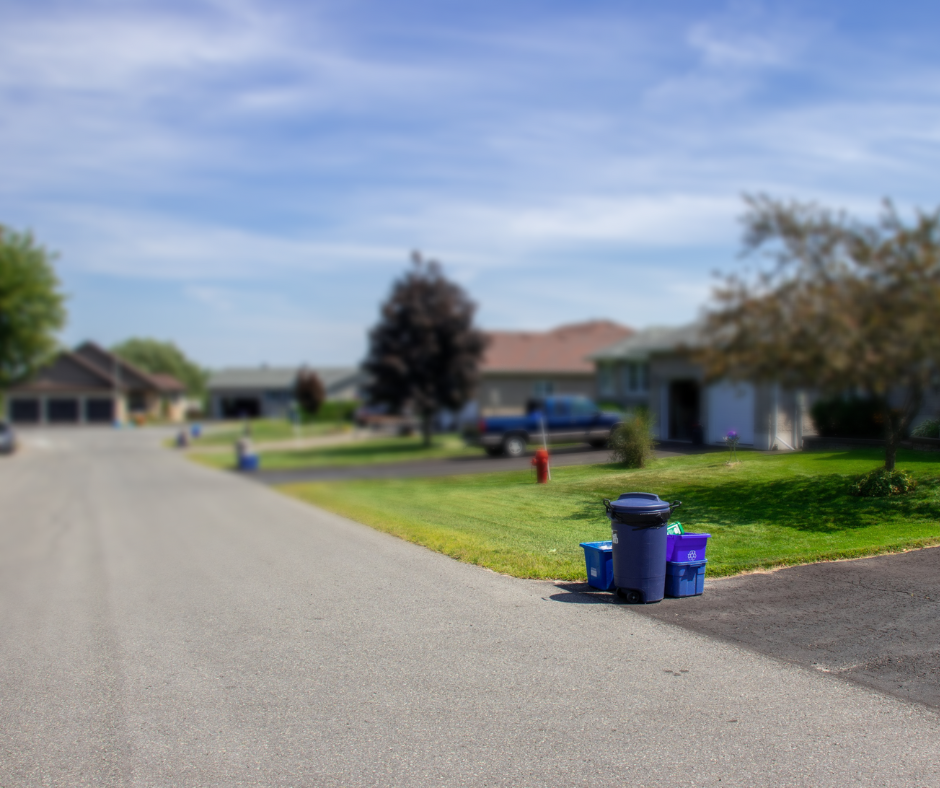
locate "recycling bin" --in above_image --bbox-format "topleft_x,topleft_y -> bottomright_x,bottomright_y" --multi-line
666,532 -> 712,563
604,493 -> 681,604
665,559 -> 707,597
579,541 -> 615,591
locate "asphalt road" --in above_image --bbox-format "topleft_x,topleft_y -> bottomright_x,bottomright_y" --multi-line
2,429 -> 939,787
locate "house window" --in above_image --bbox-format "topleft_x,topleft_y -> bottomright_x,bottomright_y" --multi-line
598,365 -> 614,397
532,380 -> 554,397
128,392 -> 148,412
622,362 -> 650,393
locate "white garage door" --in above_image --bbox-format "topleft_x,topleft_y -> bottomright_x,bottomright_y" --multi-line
707,381 -> 755,445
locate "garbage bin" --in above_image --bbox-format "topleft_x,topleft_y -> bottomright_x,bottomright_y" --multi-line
603,493 -> 681,604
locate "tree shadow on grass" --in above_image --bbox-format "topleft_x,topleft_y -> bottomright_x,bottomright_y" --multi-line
572,474 -> 940,535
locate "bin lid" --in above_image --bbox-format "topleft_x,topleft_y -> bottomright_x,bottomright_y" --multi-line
608,492 -> 671,515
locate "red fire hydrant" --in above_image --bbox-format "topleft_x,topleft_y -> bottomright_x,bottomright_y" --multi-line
532,448 -> 550,484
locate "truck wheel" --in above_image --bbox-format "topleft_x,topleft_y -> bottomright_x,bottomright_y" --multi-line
503,435 -> 527,457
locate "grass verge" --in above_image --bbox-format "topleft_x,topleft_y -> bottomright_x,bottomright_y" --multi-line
190,432 -> 480,470
194,419 -> 349,447
279,449 -> 940,579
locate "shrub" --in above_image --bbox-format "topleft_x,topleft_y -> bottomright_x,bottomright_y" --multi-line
303,400 -> 358,423
851,467 -> 917,497
912,418 -> 940,439
810,395 -> 886,438
609,413 -> 653,468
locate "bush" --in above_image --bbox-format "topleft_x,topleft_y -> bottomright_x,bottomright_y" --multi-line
609,413 -> 653,468
851,467 -> 917,497
811,395 -> 885,438
303,400 -> 358,423
912,418 -> 940,439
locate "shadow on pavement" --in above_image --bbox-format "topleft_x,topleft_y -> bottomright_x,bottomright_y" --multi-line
551,548 -> 940,710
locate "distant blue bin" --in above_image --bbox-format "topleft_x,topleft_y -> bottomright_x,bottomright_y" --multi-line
190,423 -> 202,439
580,541 -> 614,591
665,560 -> 707,598
238,453 -> 259,471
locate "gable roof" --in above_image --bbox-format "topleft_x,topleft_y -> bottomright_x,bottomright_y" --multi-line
590,322 -> 705,362
9,350 -> 119,392
9,341 -> 187,394
482,320 -> 633,374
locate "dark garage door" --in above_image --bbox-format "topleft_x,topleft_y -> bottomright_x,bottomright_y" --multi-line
10,399 -> 40,424
85,398 -> 114,423
47,398 -> 79,423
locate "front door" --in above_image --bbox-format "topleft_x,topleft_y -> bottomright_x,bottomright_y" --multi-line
669,380 -> 700,441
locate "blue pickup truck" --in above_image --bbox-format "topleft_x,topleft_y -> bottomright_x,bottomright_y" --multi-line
471,396 -> 622,457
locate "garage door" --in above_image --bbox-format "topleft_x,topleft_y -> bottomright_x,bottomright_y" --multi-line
85,398 -> 114,423
10,398 -> 40,424
47,398 -> 79,423
707,381 -> 755,445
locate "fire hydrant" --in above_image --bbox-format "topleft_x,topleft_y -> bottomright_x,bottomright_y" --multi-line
532,447 -> 550,484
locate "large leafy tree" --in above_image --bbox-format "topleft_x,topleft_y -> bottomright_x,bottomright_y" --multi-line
0,226 -> 66,390
364,253 -> 487,445
699,195 -> 940,470
111,337 -> 207,396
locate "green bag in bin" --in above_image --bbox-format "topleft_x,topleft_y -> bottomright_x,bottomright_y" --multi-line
666,521 -> 685,535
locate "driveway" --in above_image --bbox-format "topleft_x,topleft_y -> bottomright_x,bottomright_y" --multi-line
1,429 -> 939,787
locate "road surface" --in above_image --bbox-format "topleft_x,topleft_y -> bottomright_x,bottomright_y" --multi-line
1,429 -> 938,787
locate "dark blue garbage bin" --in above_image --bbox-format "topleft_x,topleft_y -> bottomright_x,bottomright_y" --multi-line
604,493 -> 681,604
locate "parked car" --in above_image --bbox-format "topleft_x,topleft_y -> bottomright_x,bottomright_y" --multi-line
469,396 -> 622,457
0,421 -> 17,455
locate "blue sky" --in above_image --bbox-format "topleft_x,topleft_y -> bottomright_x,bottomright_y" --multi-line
3,0 -> 940,368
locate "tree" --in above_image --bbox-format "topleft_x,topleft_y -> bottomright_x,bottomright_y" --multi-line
698,195 -> 940,470
111,338 -> 207,396
363,252 -> 487,445
294,367 -> 326,417
0,226 -> 66,390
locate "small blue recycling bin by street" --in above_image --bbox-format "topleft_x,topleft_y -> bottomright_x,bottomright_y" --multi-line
665,560 -> 707,598
580,541 -> 614,591
190,423 -> 202,439
238,453 -> 259,471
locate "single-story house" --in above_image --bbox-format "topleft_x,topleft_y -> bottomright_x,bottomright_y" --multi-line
6,341 -> 187,425
207,366 -> 365,419
477,320 -> 633,414
591,324 -> 814,449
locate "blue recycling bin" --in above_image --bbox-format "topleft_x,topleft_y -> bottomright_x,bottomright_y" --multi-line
579,541 -> 615,591
665,559 -> 707,597
238,453 -> 259,471
604,493 -> 682,604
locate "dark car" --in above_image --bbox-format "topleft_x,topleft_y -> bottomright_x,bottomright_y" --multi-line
0,421 -> 17,455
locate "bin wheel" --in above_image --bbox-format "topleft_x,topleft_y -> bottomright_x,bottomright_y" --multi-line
621,589 -> 641,604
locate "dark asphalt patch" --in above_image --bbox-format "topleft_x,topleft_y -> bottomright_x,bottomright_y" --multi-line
553,546 -> 940,710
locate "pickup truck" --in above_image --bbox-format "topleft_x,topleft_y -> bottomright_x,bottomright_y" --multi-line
471,396 -> 622,457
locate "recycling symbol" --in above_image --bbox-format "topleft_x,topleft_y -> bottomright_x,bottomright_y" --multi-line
687,550 -> 697,561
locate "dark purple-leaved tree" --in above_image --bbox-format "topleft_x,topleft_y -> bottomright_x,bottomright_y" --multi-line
698,195 -> 940,470
294,367 -> 326,417
364,253 -> 487,446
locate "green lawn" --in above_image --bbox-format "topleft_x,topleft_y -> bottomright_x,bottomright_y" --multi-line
194,419 -> 350,447
191,432 -> 480,470
279,449 -> 940,579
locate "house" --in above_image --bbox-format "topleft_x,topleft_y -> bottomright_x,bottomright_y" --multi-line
591,324 -> 813,449
207,366 -> 365,419
6,341 -> 187,425
477,320 -> 633,414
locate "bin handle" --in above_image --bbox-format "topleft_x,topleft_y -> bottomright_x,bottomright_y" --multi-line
670,500 -> 682,511
602,498 -> 612,515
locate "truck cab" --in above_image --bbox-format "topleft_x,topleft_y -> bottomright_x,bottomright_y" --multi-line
473,395 -> 622,457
